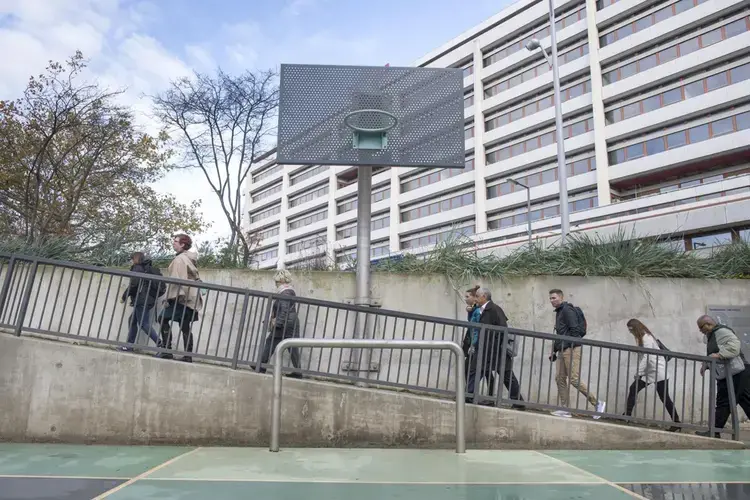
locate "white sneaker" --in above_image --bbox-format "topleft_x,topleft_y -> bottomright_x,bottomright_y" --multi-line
551,410 -> 572,418
593,401 -> 606,420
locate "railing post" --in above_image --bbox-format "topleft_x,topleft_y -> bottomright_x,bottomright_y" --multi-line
725,362 -> 740,441
496,328 -> 509,406
708,361 -> 717,437
0,256 -> 16,322
14,260 -> 39,337
270,338 -> 465,454
231,291 -> 251,370
255,293 -> 275,372
472,326 -> 486,404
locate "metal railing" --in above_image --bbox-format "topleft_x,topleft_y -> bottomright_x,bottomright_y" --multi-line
0,252 -> 742,441
270,338 -> 466,453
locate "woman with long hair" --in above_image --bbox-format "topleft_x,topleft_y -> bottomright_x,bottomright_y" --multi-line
625,319 -> 680,430
120,251 -> 163,351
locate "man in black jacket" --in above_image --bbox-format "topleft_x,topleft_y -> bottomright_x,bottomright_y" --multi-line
120,252 -> 164,351
469,287 -> 523,406
549,289 -> 605,418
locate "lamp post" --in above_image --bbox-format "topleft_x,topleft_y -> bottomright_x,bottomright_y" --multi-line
526,2 -> 569,243
509,179 -> 532,247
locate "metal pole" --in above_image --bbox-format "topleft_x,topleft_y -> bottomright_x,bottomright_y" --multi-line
356,168 -> 372,306
509,179 -> 532,247
547,0 -> 569,242
270,338 -> 466,453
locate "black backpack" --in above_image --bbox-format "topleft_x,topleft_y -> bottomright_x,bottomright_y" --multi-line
570,304 -> 587,337
146,266 -> 167,297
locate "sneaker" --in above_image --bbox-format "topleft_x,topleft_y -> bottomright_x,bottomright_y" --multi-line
156,352 -> 174,360
696,430 -> 721,439
551,410 -> 572,418
593,401 -> 606,420
118,346 -> 133,352
180,356 -> 193,363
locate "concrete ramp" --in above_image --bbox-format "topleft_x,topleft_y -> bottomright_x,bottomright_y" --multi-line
0,334 -> 743,450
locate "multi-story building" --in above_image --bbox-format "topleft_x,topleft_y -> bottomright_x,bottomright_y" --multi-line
244,0 -> 750,269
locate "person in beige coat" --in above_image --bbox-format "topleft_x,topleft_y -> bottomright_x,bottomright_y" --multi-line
158,234 -> 203,363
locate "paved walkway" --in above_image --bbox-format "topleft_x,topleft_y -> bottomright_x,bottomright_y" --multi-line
0,444 -> 749,499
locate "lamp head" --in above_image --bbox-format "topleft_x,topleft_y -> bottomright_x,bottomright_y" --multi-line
526,38 -> 542,51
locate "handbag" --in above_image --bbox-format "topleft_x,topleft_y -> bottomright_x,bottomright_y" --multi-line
715,355 -> 746,380
656,338 -> 672,362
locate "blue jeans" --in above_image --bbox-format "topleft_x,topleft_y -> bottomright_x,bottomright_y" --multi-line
127,304 -> 160,345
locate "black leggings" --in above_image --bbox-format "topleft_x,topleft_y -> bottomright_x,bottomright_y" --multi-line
626,379 -> 680,422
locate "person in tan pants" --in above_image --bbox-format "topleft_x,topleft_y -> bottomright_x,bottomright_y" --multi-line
548,289 -> 606,419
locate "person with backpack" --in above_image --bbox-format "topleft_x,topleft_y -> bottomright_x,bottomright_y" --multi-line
696,315 -> 750,438
119,252 -> 164,351
158,233 -> 203,363
548,289 -> 606,419
624,319 -> 680,431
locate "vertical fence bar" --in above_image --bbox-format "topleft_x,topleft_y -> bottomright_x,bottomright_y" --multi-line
231,292 -> 251,369
0,256 -> 16,322
708,362 -> 717,436
14,260 -> 39,336
725,366 -> 740,441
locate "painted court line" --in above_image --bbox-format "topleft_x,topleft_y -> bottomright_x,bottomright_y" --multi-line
0,475 -> 129,480
144,478 -> 608,484
92,447 -> 202,499
533,451 -> 648,500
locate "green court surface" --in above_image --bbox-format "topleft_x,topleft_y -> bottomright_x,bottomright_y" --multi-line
0,444 -> 749,499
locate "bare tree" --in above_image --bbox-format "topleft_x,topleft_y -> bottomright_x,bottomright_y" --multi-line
152,69 -> 279,266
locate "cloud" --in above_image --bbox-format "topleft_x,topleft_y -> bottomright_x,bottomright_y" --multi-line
282,0 -> 319,16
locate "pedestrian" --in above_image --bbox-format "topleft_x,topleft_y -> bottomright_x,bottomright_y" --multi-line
158,233 -> 202,363
472,287 -> 524,407
696,315 -> 750,438
548,289 -> 606,419
259,269 -> 302,377
624,319 -> 680,431
463,285 -> 494,400
119,252 -> 165,351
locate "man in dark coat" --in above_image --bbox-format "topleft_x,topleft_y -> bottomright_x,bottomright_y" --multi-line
120,252 -> 164,350
469,287 -> 524,407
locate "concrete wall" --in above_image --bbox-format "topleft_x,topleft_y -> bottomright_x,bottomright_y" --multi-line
2,262 -> 748,424
0,334 -> 742,450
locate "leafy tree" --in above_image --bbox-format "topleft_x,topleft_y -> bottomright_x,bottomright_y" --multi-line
0,52 -> 206,258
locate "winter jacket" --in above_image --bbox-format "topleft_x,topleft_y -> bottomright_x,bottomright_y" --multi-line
462,306 -> 482,355
636,334 -> 668,384
164,251 -> 203,313
121,259 -> 164,306
272,285 -> 299,335
553,302 -> 584,352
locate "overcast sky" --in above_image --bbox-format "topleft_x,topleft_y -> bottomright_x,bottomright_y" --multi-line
0,0 -> 513,242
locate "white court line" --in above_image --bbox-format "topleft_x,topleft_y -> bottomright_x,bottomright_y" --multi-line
92,447 -> 202,499
533,451 -> 648,500
142,478 -> 608,484
0,475 -> 129,480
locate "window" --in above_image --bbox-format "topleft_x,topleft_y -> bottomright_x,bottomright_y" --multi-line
464,94 -> 474,108
731,63 -> 750,83
737,112 -> 750,130
711,117 -> 734,137
401,223 -> 475,249
688,124 -> 709,143
463,65 -> 474,78
257,248 -> 278,262
667,131 -> 687,149
465,126 -> 474,139
252,164 -> 282,184
691,232 -> 733,250
257,226 -> 280,241
287,232 -> 327,254
645,137 -> 665,156
252,182 -> 282,202
626,143 -> 644,161
290,165 -> 328,186
249,204 -> 281,224
683,81 -> 704,99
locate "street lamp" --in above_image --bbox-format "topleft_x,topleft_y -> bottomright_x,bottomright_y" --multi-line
525,2 -> 569,243
509,178 -> 532,247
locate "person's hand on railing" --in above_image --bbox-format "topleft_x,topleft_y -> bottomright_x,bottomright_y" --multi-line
700,363 -> 707,377
467,345 -> 475,357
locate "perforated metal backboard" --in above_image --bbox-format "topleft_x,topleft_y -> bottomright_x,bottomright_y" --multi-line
277,64 -> 465,168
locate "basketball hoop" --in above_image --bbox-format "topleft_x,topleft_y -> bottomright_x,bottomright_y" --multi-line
343,109 -> 398,133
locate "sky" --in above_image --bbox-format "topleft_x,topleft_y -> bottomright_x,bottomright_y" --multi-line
0,0 -> 513,242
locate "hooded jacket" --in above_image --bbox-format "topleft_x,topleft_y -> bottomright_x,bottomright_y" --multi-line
121,259 -> 164,306
165,251 -> 203,313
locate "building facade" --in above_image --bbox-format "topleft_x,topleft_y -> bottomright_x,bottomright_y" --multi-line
244,0 -> 750,269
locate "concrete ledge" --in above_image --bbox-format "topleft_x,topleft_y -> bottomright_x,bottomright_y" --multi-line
0,334 -> 743,450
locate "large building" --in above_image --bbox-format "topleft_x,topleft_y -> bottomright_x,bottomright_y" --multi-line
244,0 -> 750,269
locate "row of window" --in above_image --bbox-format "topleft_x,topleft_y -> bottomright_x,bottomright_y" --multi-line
401,224 -> 475,250
463,65 -> 474,78
619,167 -> 750,201
251,182 -> 281,203
486,156 -> 596,199
596,0 -> 621,9
401,192 -> 475,223
487,195 -> 598,230
603,16 -> 750,86
335,242 -> 391,264
252,164 -> 282,184
257,226 -> 280,241
486,116 -> 594,165
336,187 -> 392,214
465,126 -> 474,139
287,232 -> 327,254
289,184 -> 328,208
609,110 -> 750,165
485,42 -> 589,98
600,0 -> 707,48
465,94 -> 474,108
336,215 -> 391,240
606,61 -> 750,125
485,79 -> 591,132
482,4 -> 587,68
249,204 -> 281,224
401,160 -> 475,193
290,165 -> 328,186
288,209 -> 327,231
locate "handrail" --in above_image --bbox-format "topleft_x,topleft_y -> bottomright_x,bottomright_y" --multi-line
270,338 -> 466,453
